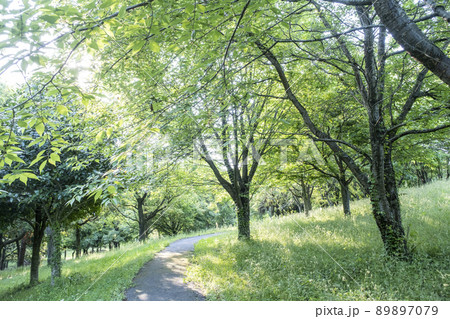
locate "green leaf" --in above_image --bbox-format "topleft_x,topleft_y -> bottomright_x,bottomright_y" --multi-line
185,4 -> 194,14
19,175 -> 28,185
103,22 -> 115,38
28,139 -> 41,148
24,172 -> 39,180
197,4 -> 206,13
107,185 -> 117,194
21,59 -> 28,71
118,5 -> 127,18
149,40 -> 160,53
50,152 -> 61,163
99,0 -> 115,9
56,105 -> 69,116
35,122 -> 45,136
88,39 -> 99,50
39,160 -> 47,173
17,120 -> 28,128
128,40 -> 146,56
182,20 -> 190,30
95,131 -> 104,143
106,127 -> 113,138
94,189 -> 102,201
210,30 -> 222,41
29,152 -> 44,167
81,96 -> 90,106
41,14 -> 58,24
5,153 -> 26,164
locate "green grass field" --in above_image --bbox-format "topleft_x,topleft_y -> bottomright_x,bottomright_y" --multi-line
0,229 -> 222,301
186,180 -> 450,300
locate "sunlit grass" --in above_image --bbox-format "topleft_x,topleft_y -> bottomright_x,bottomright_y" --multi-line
186,180 -> 450,301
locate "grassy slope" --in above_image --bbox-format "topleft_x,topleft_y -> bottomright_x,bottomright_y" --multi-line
186,180 -> 450,301
0,229 -> 223,301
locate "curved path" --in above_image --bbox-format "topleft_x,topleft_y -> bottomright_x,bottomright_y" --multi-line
125,233 -> 220,301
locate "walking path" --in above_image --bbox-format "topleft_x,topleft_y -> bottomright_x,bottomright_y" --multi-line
125,233 -> 220,301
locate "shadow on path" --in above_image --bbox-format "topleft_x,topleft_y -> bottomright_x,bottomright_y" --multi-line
125,233 -> 221,301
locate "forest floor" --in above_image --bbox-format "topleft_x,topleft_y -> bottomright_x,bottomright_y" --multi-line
125,233 -> 222,301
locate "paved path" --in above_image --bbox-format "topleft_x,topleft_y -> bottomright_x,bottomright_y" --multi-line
125,233 -> 220,301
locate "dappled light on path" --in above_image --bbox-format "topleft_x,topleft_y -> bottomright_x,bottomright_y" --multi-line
125,233 -> 220,301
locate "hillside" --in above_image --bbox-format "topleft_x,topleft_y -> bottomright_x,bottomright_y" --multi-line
186,180 -> 450,301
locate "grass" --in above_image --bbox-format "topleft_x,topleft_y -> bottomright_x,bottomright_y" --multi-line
186,180 -> 450,301
0,228 -> 224,301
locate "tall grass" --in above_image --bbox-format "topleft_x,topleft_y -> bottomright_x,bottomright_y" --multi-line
0,228 -> 224,300
186,180 -> 450,300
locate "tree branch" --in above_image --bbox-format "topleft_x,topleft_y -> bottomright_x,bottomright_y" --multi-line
309,136 -> 372,162
389,124 -> 450,143
0,231 -> 27,247
269,25 -> 382,43
285,0 -> 372,5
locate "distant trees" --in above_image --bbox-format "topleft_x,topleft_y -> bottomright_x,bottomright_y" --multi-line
106,133 -> 180,242
65,215 -> 133,256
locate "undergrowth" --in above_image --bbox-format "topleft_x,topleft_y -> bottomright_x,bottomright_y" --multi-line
186,180 -> 450,300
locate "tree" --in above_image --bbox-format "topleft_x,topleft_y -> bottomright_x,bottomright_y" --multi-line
0,97 -> 110,285
106,132 -> 180,242
0,230 -> 27,270
114,190 -> 176,241
169,81 -> 285,239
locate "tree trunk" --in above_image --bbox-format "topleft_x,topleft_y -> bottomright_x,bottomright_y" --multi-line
138,211 -> 147,242
136,193 -> 148,242
0,233 -> 4,271
234,192 -> 250,240
0,236 -> 6,271
436,156 -> 443,179
340,180 -> 351,216
75,226 -> 81,259
50,223 -> 62,286
30,207 -> 47,286
0,250 -> 6,270
17,236 -> 26,267
46,227 -> 54,267
301,179 -> 312,216
30,232 -> 44,285
369,137 -> 409,258
447,156 -> 450,179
